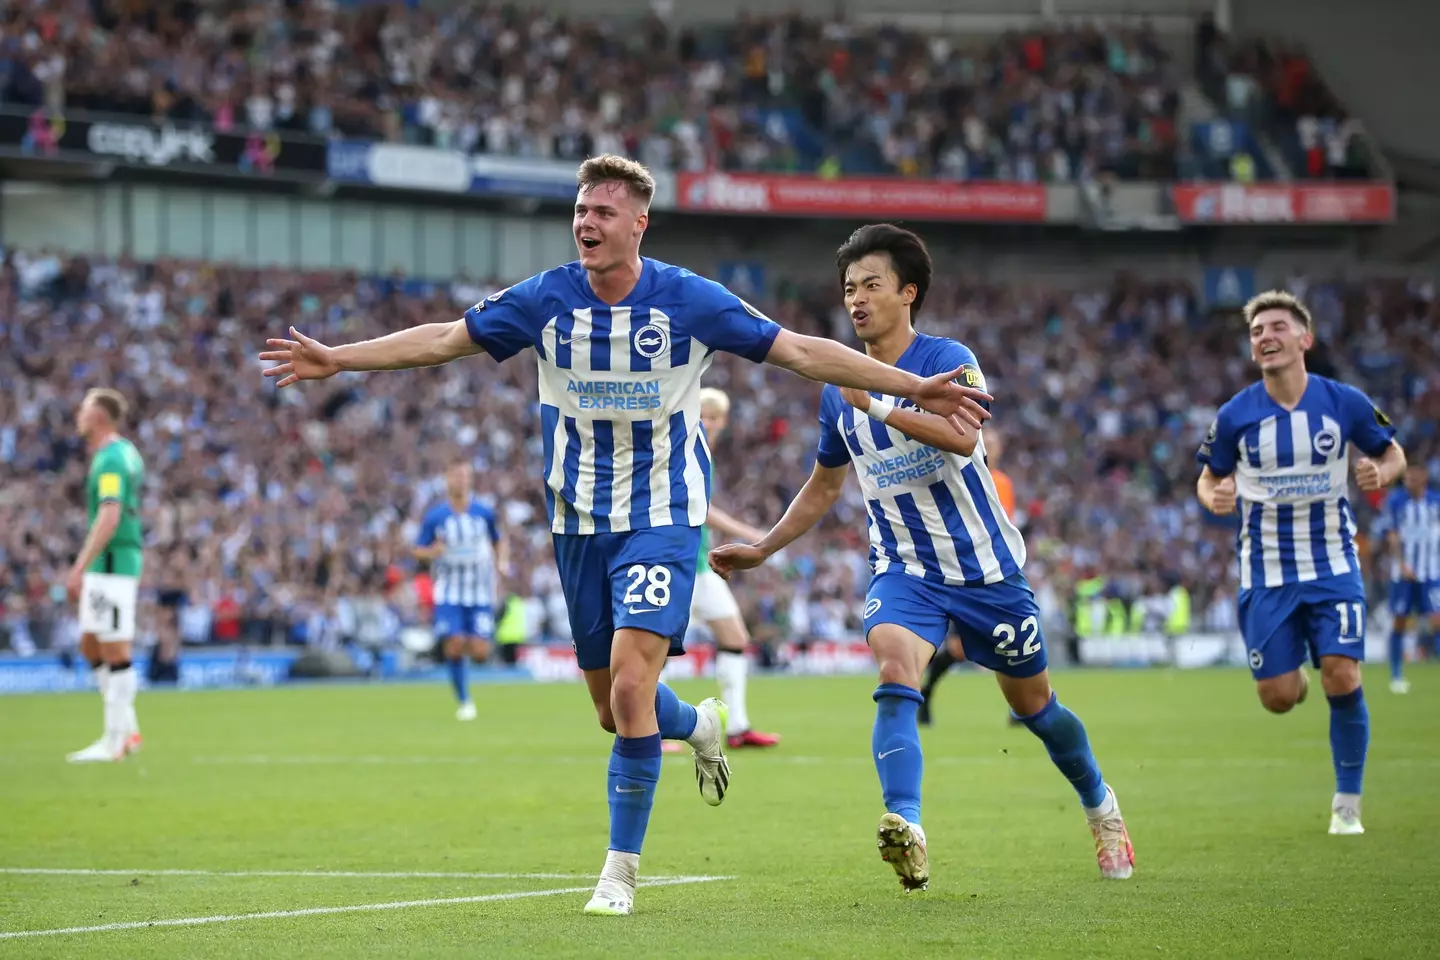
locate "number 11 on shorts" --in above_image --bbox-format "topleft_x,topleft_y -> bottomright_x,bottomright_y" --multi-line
1335,601 -> 1364,640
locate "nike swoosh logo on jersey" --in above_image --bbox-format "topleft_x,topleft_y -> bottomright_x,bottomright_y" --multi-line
877,747 -> 905,760
557,332 -> 590,345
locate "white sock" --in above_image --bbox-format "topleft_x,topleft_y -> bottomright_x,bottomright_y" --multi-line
94,662 -> 111,697
105,666 -> 138,747
715,649 -> 749,736
1084,785 -> 1117,819
600,850 -> 639,889
1333,792 -> 1361,815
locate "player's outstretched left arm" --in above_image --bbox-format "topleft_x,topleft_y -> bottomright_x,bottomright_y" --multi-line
764,330 -> 991,430
1355,440 -> 1406,492
260,320 -> 484,387
838,387 -> 978,456
66,502 -> 121,600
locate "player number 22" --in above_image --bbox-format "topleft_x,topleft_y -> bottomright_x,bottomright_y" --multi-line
1335,601 -> 1364,639
623,564 -> 672,608
993,616 -> 1040,659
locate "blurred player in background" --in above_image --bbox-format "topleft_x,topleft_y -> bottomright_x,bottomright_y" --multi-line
688,388 -> 780,748
1197,291 -> 1407,835
713,224 -> 1134,892
260,158 -> 992,916
65,389 -> 146,764
1378,463 -> 1440,693
414,461 -> 506,720
916,426 -> 1015,725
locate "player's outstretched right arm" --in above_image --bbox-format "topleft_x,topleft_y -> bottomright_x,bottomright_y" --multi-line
708,462 -> 849,580
261,320 -> 482,387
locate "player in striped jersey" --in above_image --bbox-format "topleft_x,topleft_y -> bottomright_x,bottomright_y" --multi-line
711,224 -> 1134,891
415,461 -> 506,720
1377,463 -> 1440,693
259,158 -> 992,916
1197,290 -> 1407,836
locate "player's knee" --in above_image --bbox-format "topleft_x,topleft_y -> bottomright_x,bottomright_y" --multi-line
1257,681 -> 1299,714
1319,657 -> 1361,696
876,656 -> 921,690
607,671 -> 653,725
594,705 -> 617,734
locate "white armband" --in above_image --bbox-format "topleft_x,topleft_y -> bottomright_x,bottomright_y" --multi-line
867,395 -> 897,423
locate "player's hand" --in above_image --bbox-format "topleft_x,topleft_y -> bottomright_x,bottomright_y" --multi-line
259,327 -> 342,388
708,543 -> 768,581
1208,475 -> 1237,516
1354,457 -> 1384,492
838,387 -> 871,412
910,366 -> 993,430
64,564 -> 83,603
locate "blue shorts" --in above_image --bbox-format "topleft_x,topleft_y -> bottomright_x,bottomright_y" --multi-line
862,571 -> 1048,679
434,604 -> 494,641
552,526 -> 701,672
1388,579 -> 1440,619
1237,572 -> 1366,679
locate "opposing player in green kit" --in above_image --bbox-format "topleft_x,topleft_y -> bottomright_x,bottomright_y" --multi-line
66,388 -> 147,764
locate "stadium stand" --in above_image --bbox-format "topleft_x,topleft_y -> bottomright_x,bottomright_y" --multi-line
0,3 -> 1183,180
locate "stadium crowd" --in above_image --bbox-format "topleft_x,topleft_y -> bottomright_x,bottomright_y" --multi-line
1194,16 -> 1374,180
0,1 -> 1181,180
1,248 -> 1436,662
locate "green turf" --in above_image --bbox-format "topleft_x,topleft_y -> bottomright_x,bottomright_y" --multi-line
1,666 -> 1437,958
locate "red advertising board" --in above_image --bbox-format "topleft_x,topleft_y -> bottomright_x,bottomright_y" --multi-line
677,172 -> 1047,222
1170,183 -> 1395,224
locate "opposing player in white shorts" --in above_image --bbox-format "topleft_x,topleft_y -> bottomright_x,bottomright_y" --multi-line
65,388 -> 147,763
678,389 -> 781,749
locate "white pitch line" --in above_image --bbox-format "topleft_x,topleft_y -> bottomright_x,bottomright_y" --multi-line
0,868 -> 604,881
0,875 -> 731,940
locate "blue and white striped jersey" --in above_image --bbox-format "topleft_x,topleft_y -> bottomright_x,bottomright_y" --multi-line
1197,375 -> 1396,590
815,334 -> 1025,586
1378,487 -> 1440,582
417,498 -> 501,607
464,259 -> 781,535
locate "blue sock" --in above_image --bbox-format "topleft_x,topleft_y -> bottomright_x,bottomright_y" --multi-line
1328,688 -> 1368,795
1388,627 -> 1405,681
608,734 -> 662,854
654,682 -> 698,741
447,656 -> 469,704
1018,693 -> 1108,809
872,684 -> 924,825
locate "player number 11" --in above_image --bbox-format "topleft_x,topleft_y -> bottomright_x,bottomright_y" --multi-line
1335,601 -> 1364,639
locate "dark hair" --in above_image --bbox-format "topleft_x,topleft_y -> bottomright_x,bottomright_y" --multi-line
835,223 -> 933,318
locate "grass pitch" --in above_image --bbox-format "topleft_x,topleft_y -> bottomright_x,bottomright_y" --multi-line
2,666 -> 1437,958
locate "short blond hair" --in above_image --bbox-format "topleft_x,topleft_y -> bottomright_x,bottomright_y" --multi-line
84,387 -> 128,424
576,155 -> 655,207
1244,290 -> 1312,330
699,388 -> 731,415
